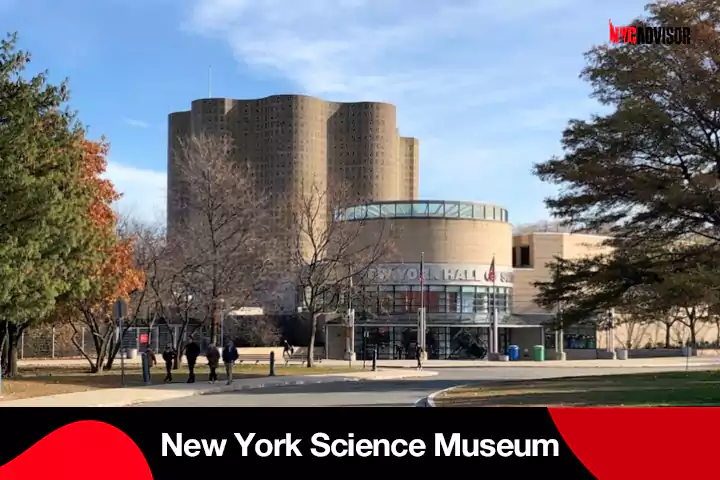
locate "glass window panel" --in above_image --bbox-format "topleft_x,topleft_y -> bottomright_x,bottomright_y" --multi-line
381,204 -> 396,217
408,286 -> 422,312
427,286 -> 444,313
474,288 -> 488,312
345,207 -> 356,220
412,202 -> 428,216
428,203 -> 444,216
354,205 -> 367,219
473,205 -> 485,219
367,205 -> 381,218
395,203 -> 412,217
445,203 -> 460,217
459,204 -> 473,218
461,287 -> 475,313
362,286 -> 378,314
379,286 -> 393,314
446,286 -> 460,312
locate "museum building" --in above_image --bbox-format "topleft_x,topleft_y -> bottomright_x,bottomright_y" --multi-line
323,200 -> 549,361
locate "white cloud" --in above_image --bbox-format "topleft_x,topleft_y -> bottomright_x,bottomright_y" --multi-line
103,161 -> 166,226
184,0 -> 648,223
123,118 -> 150,128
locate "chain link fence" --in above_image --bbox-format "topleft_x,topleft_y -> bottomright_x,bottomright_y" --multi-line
18,314 -> 312,359
18,324 -> 209,359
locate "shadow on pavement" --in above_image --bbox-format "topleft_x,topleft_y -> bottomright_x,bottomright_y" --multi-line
205,378 -> 463,397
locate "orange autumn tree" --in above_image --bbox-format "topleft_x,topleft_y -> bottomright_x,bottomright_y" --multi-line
63,139 -> 146,373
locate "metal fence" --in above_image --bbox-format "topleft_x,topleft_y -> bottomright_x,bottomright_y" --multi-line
18,324 -> 211,359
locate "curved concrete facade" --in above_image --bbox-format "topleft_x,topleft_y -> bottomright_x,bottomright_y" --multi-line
325,200 -> 527,361
167,95 -> 418,234
346,200 -> 512,267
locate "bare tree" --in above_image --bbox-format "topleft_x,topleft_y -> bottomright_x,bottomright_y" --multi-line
290,180 -> 396,367
65,214 -> 147,373
172,132 -> 281,346
102,217 -> 164,370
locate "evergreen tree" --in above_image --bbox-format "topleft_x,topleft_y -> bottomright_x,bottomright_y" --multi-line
532,0 -> 720,330
0,33 -> 96,375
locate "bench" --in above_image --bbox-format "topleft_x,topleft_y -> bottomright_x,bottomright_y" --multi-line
236,354 -> 269,365
284,350 -> 323,365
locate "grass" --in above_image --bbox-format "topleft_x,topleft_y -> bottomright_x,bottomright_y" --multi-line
435,370 -> 720,407
0,362 -> 360,401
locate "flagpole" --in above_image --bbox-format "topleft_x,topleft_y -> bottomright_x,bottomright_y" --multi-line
420,252 -> 425,312
419,252 -> 425,353
491,254 -> 498,355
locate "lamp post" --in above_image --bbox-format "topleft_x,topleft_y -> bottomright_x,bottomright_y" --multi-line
172,291 -> 192,362
606,309 -> 615,358
219,298 -> 225,347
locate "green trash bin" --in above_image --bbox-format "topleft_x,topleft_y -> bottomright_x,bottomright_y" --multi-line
533,345 -> 545,362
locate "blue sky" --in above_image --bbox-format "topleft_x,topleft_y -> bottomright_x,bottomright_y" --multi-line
1,0 -> 650,225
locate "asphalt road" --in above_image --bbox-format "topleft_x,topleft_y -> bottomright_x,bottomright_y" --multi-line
137,365 -> 713,407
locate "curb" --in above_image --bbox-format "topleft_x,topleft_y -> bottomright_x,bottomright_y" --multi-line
128,370 -> 437,407
425,385 -> 461,408
383,362 -> 720,370
1,370 -> 438,408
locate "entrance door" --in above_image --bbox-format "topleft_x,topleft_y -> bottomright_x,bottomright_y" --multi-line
448,327 -> 488,359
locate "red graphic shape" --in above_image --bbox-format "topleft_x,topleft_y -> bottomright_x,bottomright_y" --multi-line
0,420 -> 153,480
549,407 -> 719,479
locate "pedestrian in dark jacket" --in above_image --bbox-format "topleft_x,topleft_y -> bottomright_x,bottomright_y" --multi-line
185,338 -> 201,383
415,344 -> 424,370
146,348 -> 157,368
222,341 -> 239,385
206,343 -> 220,384
162,344 -> 176,382
282,340 -> 294,363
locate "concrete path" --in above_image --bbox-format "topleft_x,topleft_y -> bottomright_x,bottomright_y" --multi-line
0,369 -> 437,407
138,363 -> 720,408
18,356 -> 720,369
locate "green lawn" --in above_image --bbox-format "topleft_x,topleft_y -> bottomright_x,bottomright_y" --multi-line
0,363 -> 360,401
435,370 -> 720,407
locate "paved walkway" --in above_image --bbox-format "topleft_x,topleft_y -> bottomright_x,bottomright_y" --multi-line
19,356 -> 720,369
0,369 -> 437,407
375,357 -> 720,369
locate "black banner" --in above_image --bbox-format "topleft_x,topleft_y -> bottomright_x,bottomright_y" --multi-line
0,408 -> 594,479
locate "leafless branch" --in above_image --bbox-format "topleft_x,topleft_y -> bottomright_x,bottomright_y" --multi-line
289,179 -> 398,367
170,132 -> 282,345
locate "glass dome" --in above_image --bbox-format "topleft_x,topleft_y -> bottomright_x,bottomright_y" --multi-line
336,200 -> 508,222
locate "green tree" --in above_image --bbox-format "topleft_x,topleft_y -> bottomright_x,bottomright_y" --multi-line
535,244 -> 720,347
535,0 -> 720,247
0,33 -> 96,376
532,0 -> 720,327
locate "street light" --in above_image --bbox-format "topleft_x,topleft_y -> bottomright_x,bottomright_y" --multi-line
219,298 -> 225,347
606,309 -> 615,354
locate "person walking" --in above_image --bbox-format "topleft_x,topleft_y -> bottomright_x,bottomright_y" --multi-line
415,343 -> 424,370
282,340 -> 294,363
162,343 -> 176,382
222,340 -> 239,385
185,338 -> 200,383
206,343 -> 220,384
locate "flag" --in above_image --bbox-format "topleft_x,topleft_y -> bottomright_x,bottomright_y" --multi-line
488,255 -> 496,283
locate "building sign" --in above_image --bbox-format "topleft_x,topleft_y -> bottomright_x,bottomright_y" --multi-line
365,263 -> 514,286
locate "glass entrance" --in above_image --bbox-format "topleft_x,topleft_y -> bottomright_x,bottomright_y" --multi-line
354,326 -> 499,360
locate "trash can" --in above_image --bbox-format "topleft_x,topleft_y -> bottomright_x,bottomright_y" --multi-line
617,349 -> 628,360
126,348 -> 138,360
507,345 -> 520,361
533,345 -> 545,362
